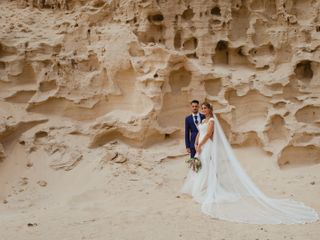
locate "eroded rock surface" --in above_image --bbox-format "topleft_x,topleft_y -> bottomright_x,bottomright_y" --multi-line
1,0 -> 320,168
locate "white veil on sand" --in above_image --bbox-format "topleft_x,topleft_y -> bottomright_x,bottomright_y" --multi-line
200,113 -> 319,224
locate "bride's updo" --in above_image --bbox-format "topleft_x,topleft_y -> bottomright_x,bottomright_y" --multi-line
201,102 -> 213,117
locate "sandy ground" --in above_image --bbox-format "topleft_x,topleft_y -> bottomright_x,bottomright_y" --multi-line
0,139 -> 319,240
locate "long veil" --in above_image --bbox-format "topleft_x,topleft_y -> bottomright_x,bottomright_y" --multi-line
201,113 -> 319,224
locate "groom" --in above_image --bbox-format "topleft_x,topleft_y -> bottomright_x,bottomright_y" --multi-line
185,100 -> 205,158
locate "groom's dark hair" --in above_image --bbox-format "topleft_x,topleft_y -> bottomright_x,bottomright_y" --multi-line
191,100 -> 199,105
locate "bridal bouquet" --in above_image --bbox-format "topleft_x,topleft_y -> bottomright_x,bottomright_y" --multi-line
186,156 -> 202,173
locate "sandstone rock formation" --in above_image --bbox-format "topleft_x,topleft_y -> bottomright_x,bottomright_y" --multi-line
1,0 -> 320,171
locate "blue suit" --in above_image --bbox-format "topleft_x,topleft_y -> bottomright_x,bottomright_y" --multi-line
185,113 -> 205,158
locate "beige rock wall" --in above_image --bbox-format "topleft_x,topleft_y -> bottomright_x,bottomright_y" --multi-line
1,0 -> 320,168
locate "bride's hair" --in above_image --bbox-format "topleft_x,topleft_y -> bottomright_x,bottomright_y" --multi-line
201,102 -> 213,117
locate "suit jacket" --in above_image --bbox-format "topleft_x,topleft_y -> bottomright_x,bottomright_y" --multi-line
185,113 -> 205,149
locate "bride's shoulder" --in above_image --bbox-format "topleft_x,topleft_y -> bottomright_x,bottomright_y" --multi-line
207,118 -> 214,125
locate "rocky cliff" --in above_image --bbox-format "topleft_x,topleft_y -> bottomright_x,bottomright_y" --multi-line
1,0 -> 320,170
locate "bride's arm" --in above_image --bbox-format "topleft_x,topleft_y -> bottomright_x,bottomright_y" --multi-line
196,120 -> 214,153
195,132 -> 199,148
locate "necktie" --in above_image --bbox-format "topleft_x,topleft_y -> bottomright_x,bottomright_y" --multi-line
194,115 -> 198,125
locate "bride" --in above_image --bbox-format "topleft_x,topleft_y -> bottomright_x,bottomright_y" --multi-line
181,102 -> 319,224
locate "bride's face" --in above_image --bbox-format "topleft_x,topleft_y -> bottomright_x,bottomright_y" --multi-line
201,105 -> 209,115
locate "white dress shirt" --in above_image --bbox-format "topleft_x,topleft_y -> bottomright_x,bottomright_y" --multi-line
192,113 -> 201,127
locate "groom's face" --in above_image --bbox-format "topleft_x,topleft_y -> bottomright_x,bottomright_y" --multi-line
191,103 -> 199,114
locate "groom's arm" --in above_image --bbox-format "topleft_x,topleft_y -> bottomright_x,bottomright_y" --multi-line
185,117 -> 190,152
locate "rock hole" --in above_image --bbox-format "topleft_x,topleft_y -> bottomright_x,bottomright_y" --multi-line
273,101 -> 286,109
182,8 -> 194,20
294,60 -> 313,81
211,6 -> 221,16
279,145 -> 320,168
148,13 -> 164,23
295,105 -> 320,123
266,115 -> 289,142
216,40 -> 228,51
138,24 -> 165,44
92,0 -> 105,8
174,30 -> 182,49
39,80 -> 57,92
212,40 -> 229,64
182,37 -> 198,50
186,53 -> 198,59
237,47 -> 245,56
269,83 -> 283,91
169,67 -> 191,93
35,131 -> 48,138
204,78 -> 222,96
128,42 -> 144,57
269,44 -> 274,52
211,19 -> 222,25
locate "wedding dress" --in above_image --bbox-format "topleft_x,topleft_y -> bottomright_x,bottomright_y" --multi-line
181,114 -> 319,224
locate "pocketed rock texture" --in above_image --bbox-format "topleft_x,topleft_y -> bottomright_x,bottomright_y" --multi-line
1,0 -> 319,168
0,1 -> 320,239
